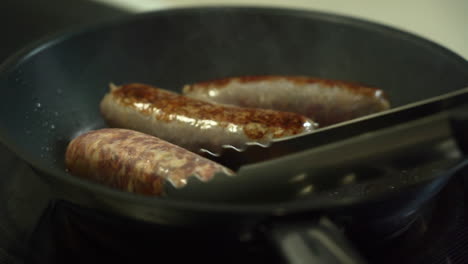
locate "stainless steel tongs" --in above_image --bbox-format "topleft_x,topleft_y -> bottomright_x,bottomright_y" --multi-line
165,86 -> 468,202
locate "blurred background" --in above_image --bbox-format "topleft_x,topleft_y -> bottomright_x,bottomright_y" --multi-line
0,0 -> 467,64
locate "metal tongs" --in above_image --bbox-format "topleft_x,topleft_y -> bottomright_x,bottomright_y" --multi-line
165,87 -> 468,202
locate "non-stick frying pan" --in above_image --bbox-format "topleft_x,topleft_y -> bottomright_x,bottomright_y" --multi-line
0,7 -> 468,264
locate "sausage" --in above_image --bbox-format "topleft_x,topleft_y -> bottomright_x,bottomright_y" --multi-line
65,128 -> 233,196
182,76 -> 391,127
100,83 -> 315,154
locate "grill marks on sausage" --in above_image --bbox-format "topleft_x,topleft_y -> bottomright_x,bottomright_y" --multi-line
182,76 -> 391,127
112,83 -> 313,139
65,129 -> 233,196
100,83 -> 315,154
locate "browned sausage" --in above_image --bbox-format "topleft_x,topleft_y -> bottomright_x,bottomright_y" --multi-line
65,128 -> 233,196
100,83 -> 315,155
182,76 -> 390,127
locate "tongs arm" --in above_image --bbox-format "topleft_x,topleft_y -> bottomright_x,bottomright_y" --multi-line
166,87 -> 468,203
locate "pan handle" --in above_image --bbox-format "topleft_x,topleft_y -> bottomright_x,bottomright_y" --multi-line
268,217 -> 367,264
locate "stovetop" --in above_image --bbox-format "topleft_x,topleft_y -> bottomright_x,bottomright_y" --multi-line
0,144 -> 50,263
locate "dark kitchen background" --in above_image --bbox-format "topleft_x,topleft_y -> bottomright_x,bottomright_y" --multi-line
0,0 -> 467,263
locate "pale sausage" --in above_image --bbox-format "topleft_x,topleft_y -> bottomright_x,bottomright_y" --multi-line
183,76 -> 390,127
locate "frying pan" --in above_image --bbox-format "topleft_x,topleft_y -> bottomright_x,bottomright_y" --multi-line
0,6 -> 468,263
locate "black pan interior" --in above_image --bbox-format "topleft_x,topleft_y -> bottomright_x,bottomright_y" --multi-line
0,7 -> 467,214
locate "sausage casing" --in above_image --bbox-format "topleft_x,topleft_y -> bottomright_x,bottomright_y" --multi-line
100,83 -> 315,154
65,128 -> 233,196
182,76 -> 390,127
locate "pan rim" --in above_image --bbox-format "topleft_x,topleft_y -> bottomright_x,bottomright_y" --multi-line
0,5 -> 467,216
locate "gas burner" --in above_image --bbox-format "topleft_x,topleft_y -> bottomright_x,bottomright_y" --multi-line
24,174 -> 467,264
352,174 -> 465,264
26,200 -> 283,264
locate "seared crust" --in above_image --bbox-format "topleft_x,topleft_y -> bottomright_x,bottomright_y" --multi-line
65,128 -> 233,196
183,76 -> 390,127
100,83 -> 315,154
